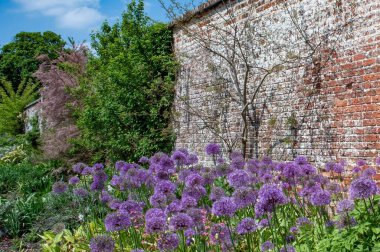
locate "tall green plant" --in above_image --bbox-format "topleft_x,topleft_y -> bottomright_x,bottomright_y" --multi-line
74,0 -> 176,162
0,78 -> 38,135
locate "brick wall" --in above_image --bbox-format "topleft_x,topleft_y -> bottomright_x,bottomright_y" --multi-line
172,0 -> 380,169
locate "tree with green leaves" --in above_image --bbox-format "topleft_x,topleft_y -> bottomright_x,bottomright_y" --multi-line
0,79 -> 38,135
74,0 -> 176,162
0,31 -> 66,91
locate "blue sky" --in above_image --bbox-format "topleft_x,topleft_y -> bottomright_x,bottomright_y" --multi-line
0,0 -> 192,47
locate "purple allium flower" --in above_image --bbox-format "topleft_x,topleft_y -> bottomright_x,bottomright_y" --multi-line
119,200 -> 144,217
68,176 -> 80,185
255,184 -> 287,217
165,200 -> 182,215
230,157 -> 245,170
228,170 -> 250,188
90,235 -> 114,252
325,220 -> 335,228
181,196 -> 197,209
362,168 -> 376,178
324,162 -> 334,172
337,215 -> 357,229
187,154 -> 199,165
286,235 -> 295,243
185,228 -> 196,238
375,156 -> 380,166
282,162 -> 302,181
72,162 -> 86,174
155,180 -> 176,195
357,159 -> 367,166
171,150 -> 188,166
310,190 -> 331,206
139,156 -> 150,164
145,217 -> 166,234
146,208 -> 166,220
210,187 -> 226,201
92,163 -> 104,172
100,190 -> 113,203
52,181 -> 68,194
295,155 -> 308,165
157,233 -> 179,251
352,166 -> 361,173
216,157 -> 225,164
183,186 -> 207,201
104,212 -> 131,232
209,223 -> 230,245
296,217 -> 311,227
205,143 -> 221,156
258,218 -> 269,228
236,217 -> 257,235
260,240 -> 274,251
290,226 -> 298,234
115,161 -> 127,171
349,177 -> 377,199
232,186 -> 257,209
333,163 -> 344,173
169,213 -> 194,231
337,199 -> 355,213
73,188 -> 89,198
81,166 -> 93,175
212,197 -> 237,217
326,182 -> 341,195
149,192 -> 168,208
301,164 -> 317,176
185,172 -> 205,187
186,208 -> 205,227
131,249 -> 144,252
280,245 -> 296,252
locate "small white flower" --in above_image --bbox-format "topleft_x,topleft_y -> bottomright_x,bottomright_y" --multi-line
78,214 -> 84,222
108,185 -> 113,192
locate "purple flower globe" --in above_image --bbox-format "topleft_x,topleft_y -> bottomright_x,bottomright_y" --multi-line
157,233 -> 179,251
236,217 -> 257,235
337,199 -> 355,213
260,241 -> 274,251
212,197 -> 237,217
169,213 -> 194,231
205,143 -> 221,156
90,235 -> 114,252
52,181 -> 68,194
349,177 -> 377,199
310,190 -> 331,206
104,212 -> 131,232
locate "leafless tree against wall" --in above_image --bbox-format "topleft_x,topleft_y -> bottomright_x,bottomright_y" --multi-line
162,0 -> 360,159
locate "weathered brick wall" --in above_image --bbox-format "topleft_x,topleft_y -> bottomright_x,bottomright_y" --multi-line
173,0 -> 380,168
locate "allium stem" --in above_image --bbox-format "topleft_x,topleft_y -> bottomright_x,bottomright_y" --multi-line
226,219 -> 237,252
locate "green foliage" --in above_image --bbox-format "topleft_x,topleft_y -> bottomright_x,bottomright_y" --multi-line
316,197 -> 380,251
0,78 -> 39,135
0,144 -> 27,164
74,0 -> 176,162
0,31 -> 65,91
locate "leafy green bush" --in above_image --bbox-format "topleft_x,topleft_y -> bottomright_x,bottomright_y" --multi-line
73,0 -> 176,162
0,78 -> 39,135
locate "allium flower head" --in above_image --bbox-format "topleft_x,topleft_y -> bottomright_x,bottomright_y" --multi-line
255,184 -> 287,217
81,166 -> 93,175
155,180 -> 176,195
52,181 -> 68,194
352,166 -> 361,173
209,223 -> 230,244
297,217 -> 311,227
118,200 -> 144,216
165,200 -> 182,215
228,170 -> 250,188
68,176 -> 80,185
310,190 -> 331,206
337,199 -> 355,213
280,245 -> 296,252
356,159 -> 367,166
205,143 -> 221,156
157,233 -> 179,251
210,187 -> 226,201
181,196 -> 197,209
282,162 -> 301,182
333,163 -> 344,173
104,212 -> 131,232
212,197 -> 237,217
145,216 -> 166,234
73,188 -> 89,198
187,154 -> 199,165
139,156 -> 150,164
260,241 -> 274,251
171,150 -> 188,165
236,217 -> 257,235
169,213 -> 194,231
324,162 -> 334,172
349,177 -> 377,199
72,162 -> 86,174
230,157 -> 245,170
362,168 -> 376,178
149,192 -> 168,208
375,156 -> 380,166
185,172 -> 204,187
183,185 -> 207,201
258,219 -> 269,228
145,208 -> 166,220
295,155 -> 308,165
90,235 -> 114,252
232,186 -> 257,209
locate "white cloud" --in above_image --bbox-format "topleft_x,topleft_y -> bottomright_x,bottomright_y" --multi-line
13,0 -> 105,30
